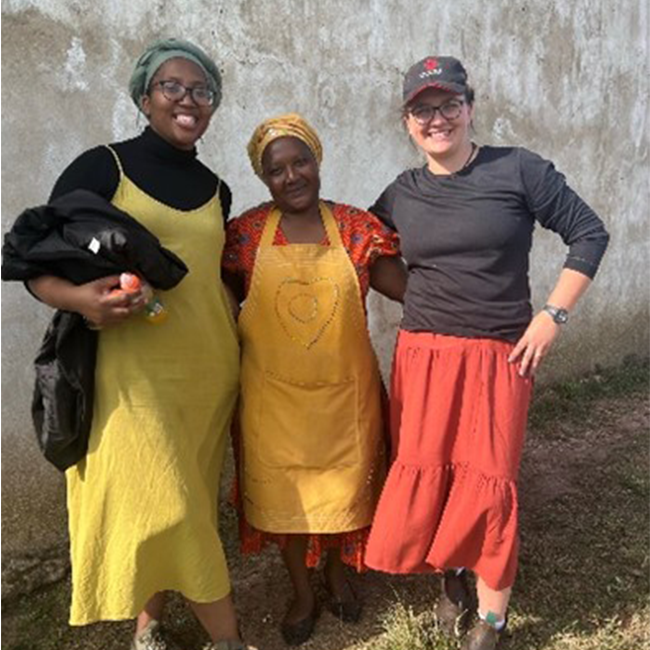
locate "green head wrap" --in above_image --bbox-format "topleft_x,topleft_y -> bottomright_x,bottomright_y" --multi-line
129,38 -> 222,112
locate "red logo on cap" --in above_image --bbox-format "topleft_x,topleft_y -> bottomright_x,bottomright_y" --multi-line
424,58 -> 438,70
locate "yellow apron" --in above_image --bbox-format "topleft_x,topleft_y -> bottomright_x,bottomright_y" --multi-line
239,202 -> 385,534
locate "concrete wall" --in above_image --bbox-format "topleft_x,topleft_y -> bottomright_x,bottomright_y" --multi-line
2,1 -> 648,571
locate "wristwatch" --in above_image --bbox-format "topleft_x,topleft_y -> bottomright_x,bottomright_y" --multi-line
543,304 -> 569,325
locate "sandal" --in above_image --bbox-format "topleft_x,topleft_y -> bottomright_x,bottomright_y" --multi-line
131,620 -> 179,650
202,641 -> 259,650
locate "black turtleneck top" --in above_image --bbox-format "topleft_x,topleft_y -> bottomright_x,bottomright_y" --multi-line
49,127 -> 232,222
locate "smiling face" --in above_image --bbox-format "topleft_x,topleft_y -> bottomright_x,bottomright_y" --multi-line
405,87 -> 474,170
140,57 -> 214,150
261,137 -> 320,214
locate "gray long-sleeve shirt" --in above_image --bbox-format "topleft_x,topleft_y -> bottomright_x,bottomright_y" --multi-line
370,146 -> 609,341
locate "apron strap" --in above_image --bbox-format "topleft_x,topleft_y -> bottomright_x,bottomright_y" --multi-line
319,202 -> 344,249
258,201 -> 343,249
259,207 -> 282,249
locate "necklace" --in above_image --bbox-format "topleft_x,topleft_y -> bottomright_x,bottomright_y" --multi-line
452,142 -> 478,176
429,142 -> 479,177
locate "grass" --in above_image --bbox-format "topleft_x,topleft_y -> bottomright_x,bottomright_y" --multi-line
527,355 -> 649,432
372,600 -> 456,650
1,583 -> 206,650
510,440 -> 649,649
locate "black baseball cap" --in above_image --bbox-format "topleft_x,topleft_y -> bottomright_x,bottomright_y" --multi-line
402,56 -> 468,105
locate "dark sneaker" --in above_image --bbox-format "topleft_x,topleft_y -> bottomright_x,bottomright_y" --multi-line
434,570 -> 473,637
461,619 -> 503,650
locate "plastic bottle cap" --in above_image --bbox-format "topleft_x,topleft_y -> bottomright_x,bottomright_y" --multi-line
119,273 -> 142,293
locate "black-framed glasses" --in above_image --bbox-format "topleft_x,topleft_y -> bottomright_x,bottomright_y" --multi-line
409,99 -> 465,124
154,80 -> 215,107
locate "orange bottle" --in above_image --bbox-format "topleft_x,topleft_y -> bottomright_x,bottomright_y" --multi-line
118,273 -> 168,324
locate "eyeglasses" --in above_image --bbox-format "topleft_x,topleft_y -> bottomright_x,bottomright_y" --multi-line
409,99 -> 465,124
154,80 -> 215,107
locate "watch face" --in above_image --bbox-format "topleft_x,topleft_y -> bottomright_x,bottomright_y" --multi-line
555,309 -> 569,324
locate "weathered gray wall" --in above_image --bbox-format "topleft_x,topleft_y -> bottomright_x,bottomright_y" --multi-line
2,1 -> 648,570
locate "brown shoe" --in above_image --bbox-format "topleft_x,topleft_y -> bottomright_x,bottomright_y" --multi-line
460,619 -> 503,650
434,570 -> 473,637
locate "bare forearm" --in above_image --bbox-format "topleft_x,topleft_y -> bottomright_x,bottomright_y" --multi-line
369,255 -> 408,303
221,269 -> 245,305
27,274 -> 138,327
28,276 -> 87,312
543,268 -> 593,314
222,282 -> 241,320
509,268 -> 593,376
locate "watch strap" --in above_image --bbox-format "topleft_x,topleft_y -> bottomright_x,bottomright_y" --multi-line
543,304 -> 569,324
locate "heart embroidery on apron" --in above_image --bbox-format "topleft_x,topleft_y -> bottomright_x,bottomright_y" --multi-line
275,277 -> 340,349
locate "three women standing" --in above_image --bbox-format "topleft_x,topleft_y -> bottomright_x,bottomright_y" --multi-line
365,56 -> 609,650
27,40 -> 253,650
19,39 -> 609,650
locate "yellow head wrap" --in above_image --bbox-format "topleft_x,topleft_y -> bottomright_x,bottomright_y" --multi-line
247,113 -> 323,178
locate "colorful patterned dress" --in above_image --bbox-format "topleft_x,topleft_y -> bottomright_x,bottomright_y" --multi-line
223,201 -> 399,570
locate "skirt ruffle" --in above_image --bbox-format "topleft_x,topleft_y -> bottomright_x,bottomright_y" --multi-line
366,460 -> 519,588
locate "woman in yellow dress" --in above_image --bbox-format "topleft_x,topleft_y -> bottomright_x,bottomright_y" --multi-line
27,39 -> 254,650
223,114 -> 407,645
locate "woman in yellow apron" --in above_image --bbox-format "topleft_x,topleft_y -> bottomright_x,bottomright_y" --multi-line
223,114 -> 407,645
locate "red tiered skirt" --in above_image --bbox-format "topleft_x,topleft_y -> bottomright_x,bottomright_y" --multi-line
365,330 -> 533,590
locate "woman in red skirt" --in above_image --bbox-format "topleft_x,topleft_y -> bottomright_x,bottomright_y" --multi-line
364,55 -> 609,650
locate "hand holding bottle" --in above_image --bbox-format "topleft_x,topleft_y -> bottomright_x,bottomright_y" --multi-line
115,273 -> 168,324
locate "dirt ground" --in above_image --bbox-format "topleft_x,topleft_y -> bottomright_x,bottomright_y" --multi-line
2,381 -> 648,650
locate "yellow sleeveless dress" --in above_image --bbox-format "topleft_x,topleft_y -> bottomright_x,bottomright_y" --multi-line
65,149 -> 240,624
